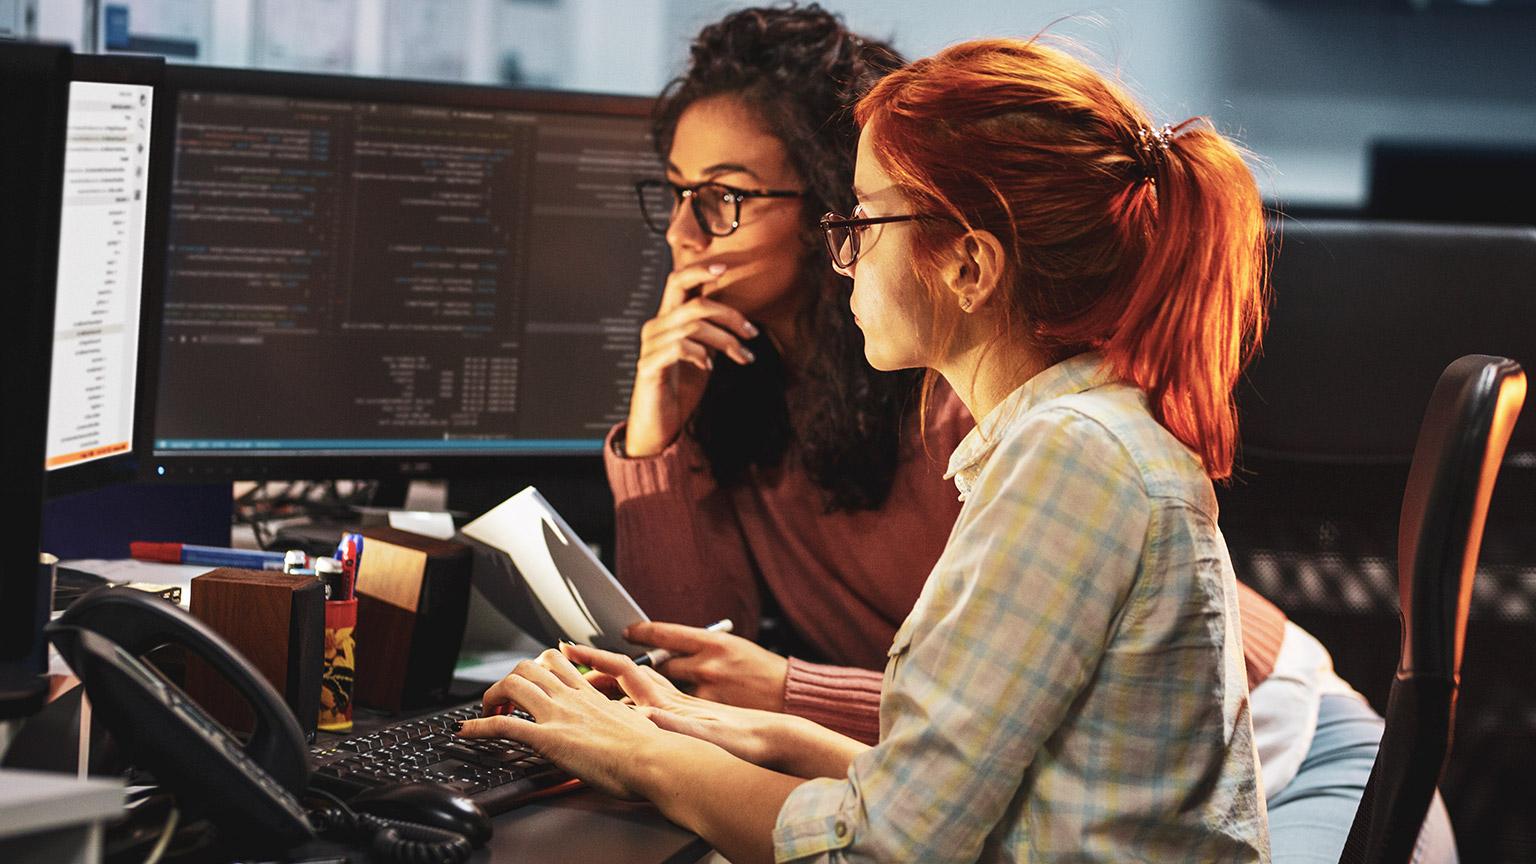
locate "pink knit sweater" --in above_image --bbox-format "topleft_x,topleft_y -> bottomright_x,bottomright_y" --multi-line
605,384 -> 1285,745
605,385 -> 971,674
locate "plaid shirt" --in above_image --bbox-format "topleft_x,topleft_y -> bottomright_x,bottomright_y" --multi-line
772,354 -> 1268,863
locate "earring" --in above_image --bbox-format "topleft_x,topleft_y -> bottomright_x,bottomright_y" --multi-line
960,297 -> 973,312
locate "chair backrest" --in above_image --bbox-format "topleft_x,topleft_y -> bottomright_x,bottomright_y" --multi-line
1241,219 -> 1536,462
1339,355 -> 1526,864
1218,218 -> 1536,862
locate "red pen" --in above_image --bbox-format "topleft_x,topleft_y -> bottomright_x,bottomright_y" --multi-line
335,533 -> 363,600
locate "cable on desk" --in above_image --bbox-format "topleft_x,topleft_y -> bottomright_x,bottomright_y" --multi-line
235,480 -> 388,552
138,805 -> 179,864
305,787 -> 472,864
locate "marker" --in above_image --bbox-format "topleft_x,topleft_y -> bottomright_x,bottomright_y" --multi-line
334,533 -> 363,601
633,618 -> 733,668
130,541 -> 288,571
315,556 -> 344,600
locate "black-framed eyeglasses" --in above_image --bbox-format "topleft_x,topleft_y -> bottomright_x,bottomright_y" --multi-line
636,178 -> 802,238
819,211 -> 929,273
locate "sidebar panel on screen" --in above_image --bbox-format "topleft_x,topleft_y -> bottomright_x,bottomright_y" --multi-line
44,78 -> 154,473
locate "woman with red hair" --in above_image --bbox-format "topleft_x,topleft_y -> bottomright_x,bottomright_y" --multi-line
462,36 -> 1295,861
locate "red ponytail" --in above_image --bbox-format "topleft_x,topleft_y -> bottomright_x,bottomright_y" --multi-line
857,38 -> 1268,479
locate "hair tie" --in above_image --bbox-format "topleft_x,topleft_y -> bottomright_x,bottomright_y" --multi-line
1131,124 -> 1173,182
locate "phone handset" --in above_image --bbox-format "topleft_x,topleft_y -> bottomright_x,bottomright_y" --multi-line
47,586 -> 316,854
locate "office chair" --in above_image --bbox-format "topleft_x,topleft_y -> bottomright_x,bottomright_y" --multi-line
1214,219 -> 1536,862
1237,220 -> 1535,461
1337,355 -> 1525,864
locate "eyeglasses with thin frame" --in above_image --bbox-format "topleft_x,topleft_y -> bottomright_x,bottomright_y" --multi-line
635,178 -> 802,238
819,211 -> 929,274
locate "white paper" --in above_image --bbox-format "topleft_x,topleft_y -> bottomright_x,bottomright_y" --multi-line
459,486 -> 647,654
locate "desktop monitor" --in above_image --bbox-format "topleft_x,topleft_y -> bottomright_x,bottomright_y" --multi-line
141,66 -> 669,482
1368,141 -> 1536,227
0,41 -> 70,716
43,52 -> 172,499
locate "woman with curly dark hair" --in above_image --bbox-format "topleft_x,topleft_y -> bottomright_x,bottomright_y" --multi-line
603,3 -> 971,741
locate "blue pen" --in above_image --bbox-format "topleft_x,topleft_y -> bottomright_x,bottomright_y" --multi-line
131,541 -> 288,570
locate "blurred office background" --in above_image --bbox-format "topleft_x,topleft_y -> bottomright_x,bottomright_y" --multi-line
6,0 -> 1535,212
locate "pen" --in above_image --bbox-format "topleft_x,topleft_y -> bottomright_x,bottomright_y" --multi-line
335,532 -> 364,600
634,618 -> 733,668
130,541 -> 289,571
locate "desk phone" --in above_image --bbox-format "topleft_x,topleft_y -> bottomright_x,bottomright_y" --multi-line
46,587 -> 510,862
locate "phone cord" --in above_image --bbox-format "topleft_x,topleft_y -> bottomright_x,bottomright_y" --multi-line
310,806 -> 473,864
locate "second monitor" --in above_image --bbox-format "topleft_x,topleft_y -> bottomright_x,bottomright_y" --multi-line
46,52 -> 172,499
144,67 -> 668,481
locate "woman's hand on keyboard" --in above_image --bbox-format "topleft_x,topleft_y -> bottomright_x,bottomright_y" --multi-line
564,642 -> 861,780
460,648 -> 674,802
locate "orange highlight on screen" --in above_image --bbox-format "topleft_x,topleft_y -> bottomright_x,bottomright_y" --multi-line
47,440 -> 130,469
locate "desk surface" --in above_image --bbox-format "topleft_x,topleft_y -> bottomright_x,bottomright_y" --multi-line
287,786 -> 711,864
474,788 -> 710,864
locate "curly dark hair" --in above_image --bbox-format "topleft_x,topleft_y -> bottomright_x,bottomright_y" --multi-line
653,3 -> 923,513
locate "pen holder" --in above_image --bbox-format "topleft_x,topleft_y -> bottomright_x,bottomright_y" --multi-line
319,598 -> 358,732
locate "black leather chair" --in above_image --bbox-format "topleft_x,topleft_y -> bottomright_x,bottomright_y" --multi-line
1238,220 -> 1534,462
1339,355 -> 1526,864
1216,218 -> 1536,862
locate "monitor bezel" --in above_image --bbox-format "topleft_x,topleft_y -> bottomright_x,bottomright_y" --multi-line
0,41 -> 70,701
43,52 -> 175,500
138,65 -> 662,483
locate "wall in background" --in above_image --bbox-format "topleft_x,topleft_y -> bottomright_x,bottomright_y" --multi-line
32,0 -> 669,93
665,0 -> 1536,210
29,0 -> 1536,209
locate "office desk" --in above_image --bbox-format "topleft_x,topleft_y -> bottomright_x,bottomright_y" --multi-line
468,788 -> 710,864
286,787 -> 711,864
4,687 -> 711,864
37,565 -> 709,863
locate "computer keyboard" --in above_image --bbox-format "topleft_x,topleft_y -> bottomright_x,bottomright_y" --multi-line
308,701 -> 577,813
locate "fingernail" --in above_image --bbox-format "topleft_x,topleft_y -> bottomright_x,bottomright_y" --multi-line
740,348 -> 756,364
743,321 -> 759,338
708,263 -> 727,275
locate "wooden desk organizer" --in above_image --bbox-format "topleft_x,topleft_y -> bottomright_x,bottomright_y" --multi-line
186,567 -> 324,734
353,527 -> 472,710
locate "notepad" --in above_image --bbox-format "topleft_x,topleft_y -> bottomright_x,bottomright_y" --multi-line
460,486 -> 650,655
